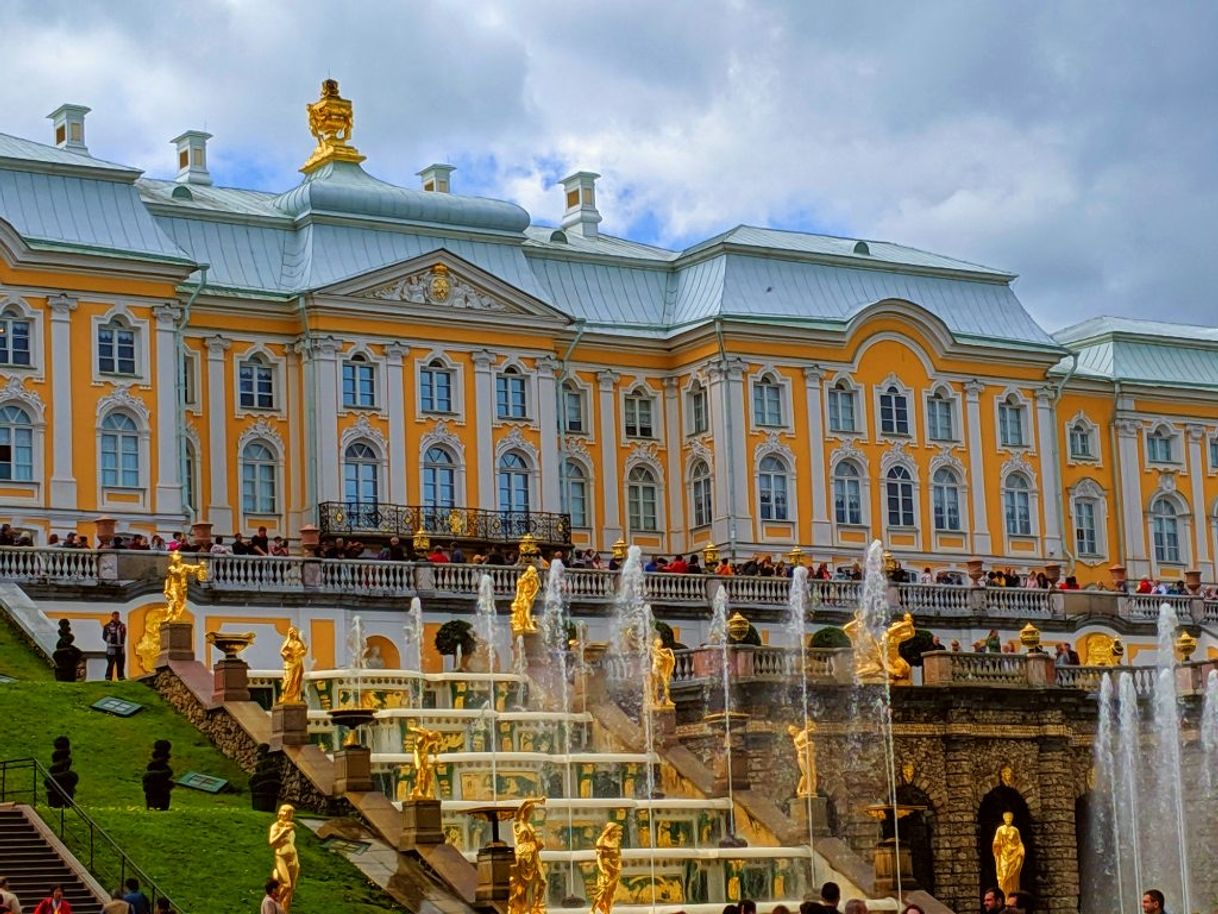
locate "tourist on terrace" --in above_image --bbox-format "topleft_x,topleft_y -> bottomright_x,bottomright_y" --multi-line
980,887 -> 1005,914
1141,889 -> 1165,914
919,566 -> 933,584
231,533 -> 253,556
687,554 -> 704,574
485,545 -> 507,566
270,536 -> 289,557
426,544 -> 449,563
842,901 -> 866,914
210,536 -> 231,555
985,629 -> 1001,653
149,535 -> 166,551
816,882 -> 842,914
715,558 -> 733,576
167,532 -> 185,551
251,526 -> 270,556
666,554 -> 689,573
1136,577 -> 1153,594
1059,575 -> 1080,590
451,542 -> 466,563
102,612 -> 126,681
0,524 -> 14,546
380,536 -> 407,562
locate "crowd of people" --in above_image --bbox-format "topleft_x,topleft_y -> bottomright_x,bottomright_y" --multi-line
0,877 -> 173,914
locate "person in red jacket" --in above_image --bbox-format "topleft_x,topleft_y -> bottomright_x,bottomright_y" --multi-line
33,885 -> 72,914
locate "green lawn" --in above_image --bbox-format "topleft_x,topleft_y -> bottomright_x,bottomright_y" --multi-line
0,633 -> 398,913
0,612 -> 54,681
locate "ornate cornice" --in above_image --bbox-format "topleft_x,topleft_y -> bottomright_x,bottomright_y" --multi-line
236,417 -> 285,454
341,413 -> 388,452
0,375 -> 45,420
96,384 -> 149,424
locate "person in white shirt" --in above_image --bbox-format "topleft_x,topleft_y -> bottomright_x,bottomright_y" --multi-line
0,877 -> 22,914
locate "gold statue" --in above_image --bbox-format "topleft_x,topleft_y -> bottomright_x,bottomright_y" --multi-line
788,723 -> 818,798
301,79 -> 365,173
591,822 -> 623,914
511,565 -> 541,635
509,798 -> 547,914
269,803 -> 300,913
992,811 -> 1025,895
885,612 -> 916,684
134,607 -> 167,674
163,551 -> 207,622
279,626 -> 308,705
649,636 -> 676,710
408,724 -> 443,800
842,615 -> 886,682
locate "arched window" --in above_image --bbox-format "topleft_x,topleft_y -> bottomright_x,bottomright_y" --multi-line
931,468 -> 961,531
885,465 -> 915,527
624,389 -> 655,438
627,465 -> 659,532
420,359 -> 454,413
758,454 -> 790,521
0,405 -> 33,481
828,380 -> 857,433
1068,423 -> 1094,459
496,366 -> 527,419
833,461 -> 862,525
690,459 -> 712,528
1150,497 -> 1181,563
97,318 -> 136,376
239,354 -> 275,409
879,385 -> 909,436
0,307 -> 32,367
342,353 -> 376,408
562,380 -> 585,434
498,452 -> 530,513
241,441 -> 278,513
1147,428 -> 1174,464
100,413 -> 140,487
998,394 -> 1025,447
753,373 -> 784,427
1003,473 -> 1032,536
423,447 -> 456,510
561,460 -> 588,528
1074,497 -> 1099,556
343,442 -> 380,505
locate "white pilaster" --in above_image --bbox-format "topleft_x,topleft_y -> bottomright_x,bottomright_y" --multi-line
1187,425 -> 1211,578
537,355 -> 561,513
472,350 -> 496,509
964,380 -> 991,555
804,366 -> 831,546
153,305 -> 183,516
726,357 -> 751,544
663,377 -> 683,551
311,336 -> 342,504
597,370 -> 622,545
386,343 -> 408,504
47,294 -> 77,508
1035,387 -> 1062,558
1116,418 -> 1148,573
204,335 -> 233,533
285,343 -> 306,537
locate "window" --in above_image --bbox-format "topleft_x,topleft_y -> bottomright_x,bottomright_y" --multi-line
690,459 -> 712,528
239,356 -> 275,410
0,405 -> 33,481
420,360 -> 454,413
879,386 -> 910,436
687,384 -> 708,435
1210,437 -> 1218,471
1003,473 -> 1032,536
241,441 -> 278,513
1069,423 -> 1093,459
828,381 -> 857,433
931,468 -> 962,531
561,460 -> 588,528
184,442 -> 197,513
1151,498 -> 1180,563
181,352 -> 198,407
98,321 -> 136,375
498,452 -> 530,513
1147,430 -> 1174,464
627,465 -> 659,532
1075,499 -> 1098,556
833,461 -> 862,525
753,374 -> 784,427
423,447 -> 456,510
758,455 -> 790,521
496,367 -> 527,419
343,442 -> 379,505
100,413 -> 140,488
624,392 -> 654,438
0,308 -> 32,367
927,393 -> 954,441
998,396 -> 1025,447
342,354 -> 376,408
885,465 -> 915,527
562,381 -> 585,434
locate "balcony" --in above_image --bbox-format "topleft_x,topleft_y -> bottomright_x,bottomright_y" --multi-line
317,501 -> 573,546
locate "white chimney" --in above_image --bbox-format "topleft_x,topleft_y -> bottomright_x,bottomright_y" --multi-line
171,131 -> 213,185
47,104 -> 91,155
560,171 -> 602,239
417,163 -> 455,193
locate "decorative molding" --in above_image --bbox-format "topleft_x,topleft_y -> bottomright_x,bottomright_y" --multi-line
204,334 -> 232,357
880,441 -> 916,475
46,293 -> 77,316
563,435 -> 593,467
596,369 -> 621,391
236,417 -> 285,456
536,355 -> 560,377
803,364 -> 825,385
829,440 -> 867,470
364,264 -> 505,311
1000,451 -> 1037,484
963,378 -> 985,398
472,349 -> 496,371
153,303 -> 182,326
1069,477 -> 1106,500
928,447 -> 966,478
340,413 -> 388,453
420,418 -> 467,460
0,375 -> 45,421
625,440 -> 663,471
1155,469 -> 1178,495
757,430 -> 796,462
495,425 -> 540,465
95,384 -> 149,425
685,437 -> 713,466
384,341 -> 409,362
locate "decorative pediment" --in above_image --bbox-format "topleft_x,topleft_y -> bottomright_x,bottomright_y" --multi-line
341,414 -> 388,452
420,418 -> 466,460
685,437 -> 713,464
880,441 -> 915,474
1000,452 -> 1037,484
929,447 -> 966,477
0,375 -> 44,420
626,441 -> 663,471
496,426 -> 539,464
363,263 -> 505,311
96,384 -> 149,424
564,436 -> 592,467
237,417 -> 285,454
829,440 -> 867,469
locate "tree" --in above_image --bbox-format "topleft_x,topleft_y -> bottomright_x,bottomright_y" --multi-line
435,620 -> 477,669
809,626 -> 850,649
898,629 -> 938,669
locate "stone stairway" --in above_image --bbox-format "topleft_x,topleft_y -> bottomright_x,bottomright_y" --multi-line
0,804 -> 106,913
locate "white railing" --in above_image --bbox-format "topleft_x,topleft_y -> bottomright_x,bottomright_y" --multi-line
563,568 -> 617,599
898,583 -> 972,615
643,572 -> 707,603
929,651 -> 1027,684
1204,600 -> 1218,623
984,587 -> 1055,618
208,554 -> 304,591
721,575 -> 790,606
0,547 -> 99,585
1122,594 -> 1194,622
810,579 -> 862,609
320,558 -> 414,596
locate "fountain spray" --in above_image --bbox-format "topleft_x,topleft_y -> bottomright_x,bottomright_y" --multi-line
476,574 -> 499,804
541,558 -> 580,897
785,564 -> 817,886
708,586 -> 738,842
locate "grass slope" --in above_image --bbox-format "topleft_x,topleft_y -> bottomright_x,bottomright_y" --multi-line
0,622 -> 395,913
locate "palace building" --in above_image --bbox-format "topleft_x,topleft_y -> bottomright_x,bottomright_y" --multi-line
2,82 -> 1218,585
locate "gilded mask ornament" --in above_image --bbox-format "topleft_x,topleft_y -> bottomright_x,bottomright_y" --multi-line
1000,765 -> 1015,788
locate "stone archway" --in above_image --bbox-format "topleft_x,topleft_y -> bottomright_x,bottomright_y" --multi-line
896,784 -> 937,894
977,785 -> 1036,900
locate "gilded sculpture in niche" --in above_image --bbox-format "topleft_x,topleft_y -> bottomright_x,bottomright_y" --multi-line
164,551 -> 207,622
591,822 -> 623,914
279,626 -> 309,705
429,264 -> 452,302
993,811 -> 1026,894
788,723 -> 818,798
844,610 -> 917,683
408,724 -> 443,800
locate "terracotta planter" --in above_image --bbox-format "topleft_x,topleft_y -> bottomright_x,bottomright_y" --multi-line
190,521 -> 213,549
94,516 -> 116,548
1185,570 -> 1202,594
299,524 -> 320,555
1109,565 -> 1127,590
966,558 -> 985,586
1044,563 -> 1061,584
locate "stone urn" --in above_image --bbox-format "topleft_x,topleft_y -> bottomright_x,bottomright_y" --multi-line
1185,570 -> 1202,594
93,516 -> 116,548
190,521 -> 214,549
1019,622 -> 1042,653
966,558 -> 985,586
1109,564 -> 1127,590
205,630 -> 255,660
1044,562 -> 1062,585
299,524 -> 320,555
1174,630 -> 1198,663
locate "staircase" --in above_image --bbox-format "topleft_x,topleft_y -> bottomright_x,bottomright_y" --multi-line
0,804 -> 105,913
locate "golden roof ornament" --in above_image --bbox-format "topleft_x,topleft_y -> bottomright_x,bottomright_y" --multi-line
301,79 -> 365,173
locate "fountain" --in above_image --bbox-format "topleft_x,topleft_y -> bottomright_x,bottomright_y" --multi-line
476,574 -> 500,805
541,558 -> 581,899
405,596 -> 425,708
1203,670 -> 1218,792
784,564 -> 818,883
706,586 -> 742,843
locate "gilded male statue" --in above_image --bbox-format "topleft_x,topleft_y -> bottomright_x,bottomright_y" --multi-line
649,636 -> 676,710
992,811 -> 1025,894
408,724 -> 443,800
163,551 -> 207,622
884,612 -> 916,683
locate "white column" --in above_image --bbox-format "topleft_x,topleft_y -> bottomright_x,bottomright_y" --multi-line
1116,418 -> 1148,573
707,362 -> 731,545
204,335 -> 233,533
725,357 -> 751,545
663,377 -> 683,551
1187,425 -> 1211,577
284,343 -> 305,537
964,380 -> 991,555
804,366 -> 831,546
153,305 -> 183,516
385,343 -> 408,504
537,355 -> 560,513
47,294 -> 77,508
1035,387 -> 1062,558
311,336 -> 342,504
597,370 -> 622,545
472,350 -> 496,509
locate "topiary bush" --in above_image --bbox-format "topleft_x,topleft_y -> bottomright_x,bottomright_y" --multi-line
435,620 -> 477,669
810,626 -> 850,649
654,621 -> 675,649
52,619 -> 81,683
46,735 -> 78,807
898,629 -> 939,668
142,739 -> 174,810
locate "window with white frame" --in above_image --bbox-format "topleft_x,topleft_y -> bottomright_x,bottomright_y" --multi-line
926,391 -> 954,441
342,354 -> 377,408
1069,422 -> 1094,459
687,383 -> 708,435
498,452 -> 530,513
828,381 -> 857,433
1147,429 -> 1174,464
998,395 -> 1026,447
1074,498 -> 1099,556
100,412 -> 140,487
627,465 -> 659,532
423,446 -> 456,510
241,441 -> 278,513
184,441 -> 197,513
1210,437 -> 1218,471
0,308 -> 32,367
1003,473 -> 1033,536
561,460 -> 588,528
624,390 -> 655,438
97,320 -> 137,376
420,360 -> 454,414
1150,497 -> 1181,563
931,468 -> 962,531
343,441 -> 380,505
885,465 -> 915,527
690,459 -> 712,527
0,405 -> 34,481
561,381 -> 585,434
496,366 -> 528,419
758,454 -> 790,521
752,373 -> 784,427
181,352 -> 198,407
833,461 -> 863,525
238,355 -> 275,410
879,386 -> 910,436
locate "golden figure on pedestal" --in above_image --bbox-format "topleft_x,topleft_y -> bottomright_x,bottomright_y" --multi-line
408,724 -> 443,800
279,626 -> 308,705
163,551 -> 207,622
509,798 -> 547,914
269,803 -> 300,913
788,723 -> 818,798
591,822 -> 623,914
992,811 -> 1025,894
301,79 -> 365,172
844,611 -> 917,683
511,565 -> 541,635
884,613 -> 916,683
649,636 -> 676,710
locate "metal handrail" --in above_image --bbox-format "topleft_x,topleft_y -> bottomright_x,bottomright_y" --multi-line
0,756 -> 183,913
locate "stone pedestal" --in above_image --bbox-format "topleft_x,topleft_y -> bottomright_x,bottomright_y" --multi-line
270,702 -> 309,751
474,843 -> 514,903
1025,652 -> 1056,688
398,798 -> 444,850
711,750 -> 750,795
651,706 -> 677,745
789,795 -> 830,837
156,621 -> 194,667
212,658 -> 250,703
334,745 -> 373,794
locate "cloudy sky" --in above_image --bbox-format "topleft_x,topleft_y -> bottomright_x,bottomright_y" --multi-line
2,0 -> 1214,330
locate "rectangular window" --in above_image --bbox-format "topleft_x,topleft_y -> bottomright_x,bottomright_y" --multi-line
1069,425 -> 1092,459
239,362 -> 275,409
0,428 -> 33,481
879,390 -> 909,435
1153,516 -> 1180,563
625,395 -> 654,438
562,387 -> 584,433
1147,435 -> 1173,464
828,388 -> 856,433
342,361 -> 377,408
421,367 -> 453,413
753,383 -> 783,426
1004,491 -> 1032,536
927,398 -> 954,441
1210,438 -> 1218,470
933,486 -> 961,531
688,388 -> 708,435
181,352 -> 198,407
101,435 -> 139,488
496,374 -> 527,419
1075,500 -> 1098,556
0,316 -> 32,366
834,478 -> 862,525
98,326 -> 137,375
242,463 -> 277,513
628,485 -> 658,532
998,404 -> 1025,447
886,481 -> 915,527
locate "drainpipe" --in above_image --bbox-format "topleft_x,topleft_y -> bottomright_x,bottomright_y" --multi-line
715,318 -> 738,561
556,320 -> 588,534
1110,380 -> 1127,566
1046,351 -> 1079,571
177,266 -> 209,527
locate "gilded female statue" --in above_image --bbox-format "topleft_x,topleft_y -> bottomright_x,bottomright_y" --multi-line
163,551 -> 207,622
268,803 -> 300,913
649,636 -> 676,710
508,798 -> 547,914
409,724 -> 443,800
279,627 -> 308,705
510,565 -> 541,635
591,822 -> 623,914
788,723 -> 818,798
992,811 -> 1025,895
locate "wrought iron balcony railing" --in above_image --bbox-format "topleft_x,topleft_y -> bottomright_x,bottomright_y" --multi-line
317,501 -> 573,545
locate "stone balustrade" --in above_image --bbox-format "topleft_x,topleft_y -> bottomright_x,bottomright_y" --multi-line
0,546 -> 100,585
